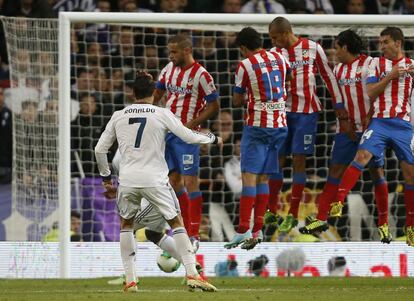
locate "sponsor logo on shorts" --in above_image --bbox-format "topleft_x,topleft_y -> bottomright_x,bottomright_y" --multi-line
304,135 -> 313,145
183,154 -> 194,165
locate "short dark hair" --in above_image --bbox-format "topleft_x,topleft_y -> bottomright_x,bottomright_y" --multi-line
380,26 -> 404,44
133,70 -> 155,99
236,27 -> 262,51
168,33 -> 192,49
71,211 -> 81,219
269,16 -> 292,33
336,29 -> 364,55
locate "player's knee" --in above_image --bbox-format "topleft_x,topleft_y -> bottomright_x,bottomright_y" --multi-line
354,150 -> 372,166
169,173 -> 184,191
120,217 -> 134,230
401,162 -> 414,184
184,175 -> 199,191
145,229 -> 164,244
292,154 -> 306,172
257,174 -> 269,184
368,168 -> 384,182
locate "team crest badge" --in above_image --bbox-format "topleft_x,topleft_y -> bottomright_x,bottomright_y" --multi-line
302,50 -> 309,59
187,77 -> 194,86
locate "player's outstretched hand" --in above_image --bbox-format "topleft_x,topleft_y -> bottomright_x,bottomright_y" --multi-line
102,180 -> 117,199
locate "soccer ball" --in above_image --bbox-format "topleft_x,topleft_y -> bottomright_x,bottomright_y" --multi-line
156,252 -> 181,273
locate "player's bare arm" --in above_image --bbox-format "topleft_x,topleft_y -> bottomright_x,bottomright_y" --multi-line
184,100 -> 219,129
367,64 -> 404,99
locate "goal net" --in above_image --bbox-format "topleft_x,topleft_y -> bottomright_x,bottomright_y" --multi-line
1,14 -> 413,247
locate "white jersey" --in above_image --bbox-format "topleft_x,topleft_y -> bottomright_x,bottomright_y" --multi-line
95,103 -> 216,187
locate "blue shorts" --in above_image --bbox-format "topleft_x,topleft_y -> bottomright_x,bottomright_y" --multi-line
281,112 -> 319,155
240,126 -> 288,174
165,133 -> 200,176
331,133 -> 384,167
358,118 -> 414,165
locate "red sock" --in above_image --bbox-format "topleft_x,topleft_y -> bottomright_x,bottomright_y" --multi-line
238,186 -> 256,233
289,183 -> 305,218
268,179 -> 283,214
337,162 -> 363,203
253,184 -> 269,233
374,179 -> 388,226
316,177 -> 339,221
288,173 -> 306,218
177,190 -> 190,232
404,184 -> 414,227
189,192 -> 203,238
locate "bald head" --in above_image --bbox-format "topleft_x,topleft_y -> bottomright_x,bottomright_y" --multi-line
168,33 -> 192,50
269,17 -> 292,33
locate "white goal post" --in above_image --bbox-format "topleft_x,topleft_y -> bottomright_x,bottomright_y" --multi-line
52,12 -> 414,278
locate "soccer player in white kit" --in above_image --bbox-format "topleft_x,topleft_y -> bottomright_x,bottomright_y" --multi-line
95,71 -> 220,292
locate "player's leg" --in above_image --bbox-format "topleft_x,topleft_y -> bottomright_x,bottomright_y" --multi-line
117,186 -> 141,292
184,174 -> 203,242
266,115 -> 291,225
368,164 -> 391,244
401,161 -> 414,247
167,134 -> 191,233
332,120 -> 387,217
142,185 -> 216,291
224,171 -> 256,249
299,164 -> 345,234
169,171 -> 191,233
300,133 -> 358,234
265,155 -> 285,226
280,112 -> 319,233
120,217 -> 138,292
390,121 -> 414,247
240,174 -> 268,250
170,138 -> 202,243
225,126 -> 271,249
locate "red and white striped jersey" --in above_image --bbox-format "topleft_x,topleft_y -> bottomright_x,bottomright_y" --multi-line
366,57 -> 414,121
234,49 -> 290,128
271,38 -> 343,113
156,61 -> 218,124
334,55 -> 372,132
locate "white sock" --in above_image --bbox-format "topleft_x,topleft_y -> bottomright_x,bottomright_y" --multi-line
120,230 -> 136,284
157,234 -> 181,262
172,227 -> 198,277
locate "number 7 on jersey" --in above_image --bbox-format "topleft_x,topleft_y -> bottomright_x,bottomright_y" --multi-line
129,117 -> 147,148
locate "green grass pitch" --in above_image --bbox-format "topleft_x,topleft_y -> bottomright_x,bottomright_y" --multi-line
1,277 -> 413,301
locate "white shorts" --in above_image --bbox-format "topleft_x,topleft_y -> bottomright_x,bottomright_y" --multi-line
133,198 -> 168,233
117,184 -> 180,221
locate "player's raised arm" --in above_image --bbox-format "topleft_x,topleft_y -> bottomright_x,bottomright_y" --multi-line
153,66 -> 168,105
